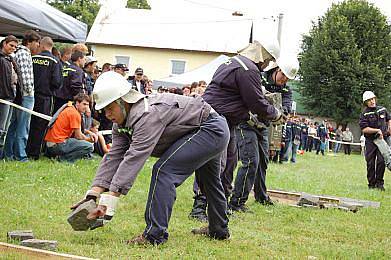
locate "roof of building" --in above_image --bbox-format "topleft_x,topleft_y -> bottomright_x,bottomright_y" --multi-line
86,7 -> 258,53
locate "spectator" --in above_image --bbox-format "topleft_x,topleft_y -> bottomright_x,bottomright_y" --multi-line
128,67 -> 146,94
145,80 -> 153,94
157,86 -> 169,93
72,43 -> 88,55
3,31 -> 40,162
360,134 -> 366,156
182,85 -> 191,96
59,46 -> 72,65
84,56 -> 97,96
45,93 -> 95,162
26,36 -> 63,160
113,63 -> 129,77
342,127 -> 353,155
334,125 -> 343,153
52,46 -> 61,60
306,122 -> 316,152
316,122 -> 328,156
90,119 -> 111,156
299,118 -> 308,153
190,81 -> 198,93
101,63 -> 112,73
0,35 -> 22,155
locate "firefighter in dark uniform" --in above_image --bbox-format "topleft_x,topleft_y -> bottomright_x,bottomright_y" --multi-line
229,54 -> 299,211
189,36 -> 285,220
53,51 -> 86,112
26,37 -> 62,160
359,91 -> 391,191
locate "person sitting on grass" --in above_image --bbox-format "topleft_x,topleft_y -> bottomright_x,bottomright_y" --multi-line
44,93 -> 97,162
90,119 -> 111,156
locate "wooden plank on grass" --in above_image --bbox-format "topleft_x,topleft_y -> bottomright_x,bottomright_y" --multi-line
267,189 -> 380,208
0,242 -> 98,260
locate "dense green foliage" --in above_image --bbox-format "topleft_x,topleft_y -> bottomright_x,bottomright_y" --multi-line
126,0 -> 151,9
46,0 -> 101,32
299,0 -> 391,125
1,153 -> 390,258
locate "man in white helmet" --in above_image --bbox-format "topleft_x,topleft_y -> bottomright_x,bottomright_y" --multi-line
229,54 -> 299,212
189,35 -> 286,221
359,91 -> 391,191
70,71 -> 230,245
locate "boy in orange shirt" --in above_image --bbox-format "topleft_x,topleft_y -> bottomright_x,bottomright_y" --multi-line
45,93 -> 96,162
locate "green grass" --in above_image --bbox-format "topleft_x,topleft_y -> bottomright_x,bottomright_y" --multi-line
0,152 -> 390,259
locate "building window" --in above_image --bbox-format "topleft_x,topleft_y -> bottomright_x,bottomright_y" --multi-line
115,55 -> 130,67
171,60 -> 186,75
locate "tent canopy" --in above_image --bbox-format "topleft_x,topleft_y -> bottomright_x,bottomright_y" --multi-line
153,55 -> 231,88
0,0 -> 87,42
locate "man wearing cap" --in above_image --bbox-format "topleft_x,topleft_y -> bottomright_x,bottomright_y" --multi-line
84,56 -> 97,96
127,67 -> 146,94
114,64 -> 129,77
359,91 -> 391,191
70,71 -> 230,245
189,36 -> 286,221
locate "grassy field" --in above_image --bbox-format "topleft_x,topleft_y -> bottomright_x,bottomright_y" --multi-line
0,151 -> 390,259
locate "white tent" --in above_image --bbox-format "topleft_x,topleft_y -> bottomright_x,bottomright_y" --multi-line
0,0 -> 87,42
153,55 -> 231,88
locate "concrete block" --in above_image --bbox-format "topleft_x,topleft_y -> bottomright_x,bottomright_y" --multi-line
20,239 -> 57,251
67,200 -> 97,231
7,230 -> 34,241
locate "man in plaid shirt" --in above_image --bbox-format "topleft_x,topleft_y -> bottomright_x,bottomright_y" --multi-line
3,30 -> 40,162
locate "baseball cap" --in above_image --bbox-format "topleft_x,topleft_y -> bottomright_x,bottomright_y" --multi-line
85,56 -> 97,65
114,64 -> 129,71
135,67 -> 143,74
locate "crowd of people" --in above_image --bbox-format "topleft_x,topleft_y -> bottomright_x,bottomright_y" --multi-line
0,29 -> 389,247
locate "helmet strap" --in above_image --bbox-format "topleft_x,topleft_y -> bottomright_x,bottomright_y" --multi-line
115,99 -> 128,121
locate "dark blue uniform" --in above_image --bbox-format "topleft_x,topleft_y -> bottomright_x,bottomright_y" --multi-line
359,105 -> 390,188
26,51 -> 63,159
316,124 -> 328,155
189,55 -> 277,218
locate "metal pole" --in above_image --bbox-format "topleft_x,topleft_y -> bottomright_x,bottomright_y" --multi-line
277,13 -> 283,46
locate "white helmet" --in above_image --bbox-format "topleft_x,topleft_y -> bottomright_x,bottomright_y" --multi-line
276,54 -> 300,79
362,91 -> 376,103
93,71 -> 145,110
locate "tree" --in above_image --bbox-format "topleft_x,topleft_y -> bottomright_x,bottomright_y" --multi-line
126,0 -> 151,9
299,0 -> 391,125
46,0 -> 101,32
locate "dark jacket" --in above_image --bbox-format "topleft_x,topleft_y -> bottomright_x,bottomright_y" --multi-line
261,70 -> 293,114
127,76 -> 146,95
0,50 -> 22,104
55,62 -> 85,100
32,50 -> 63,97
203,55 -> 277,126
317,124 -> 328,142
359,106 -> 390,140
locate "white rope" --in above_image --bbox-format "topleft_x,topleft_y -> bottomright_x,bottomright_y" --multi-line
0,98 -> 52,121
311,135 -> 361,146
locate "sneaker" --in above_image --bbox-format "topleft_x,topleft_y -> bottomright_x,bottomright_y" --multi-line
191,226 -> 230,240
191,226 -> 209,236
126,234 -> 151,246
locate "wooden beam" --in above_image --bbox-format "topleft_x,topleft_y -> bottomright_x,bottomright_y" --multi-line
267,189 -> 380,208
0,242 -> 98,260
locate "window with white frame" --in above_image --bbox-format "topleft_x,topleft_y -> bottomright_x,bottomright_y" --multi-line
171,59 -> 186,75
115,55 -> 130,67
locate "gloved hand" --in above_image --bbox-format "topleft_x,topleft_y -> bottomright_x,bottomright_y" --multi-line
70,190 -> 101,210
87,194 -> 119,230
272,109 -> 287,125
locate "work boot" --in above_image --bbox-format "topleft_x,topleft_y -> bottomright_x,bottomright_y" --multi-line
126,234 -> 152,246
375,184 -> 385,191
256,197 -> 274,206
189,195 -> 208,222
229,203 -> 252,213
191,226 -> 230,240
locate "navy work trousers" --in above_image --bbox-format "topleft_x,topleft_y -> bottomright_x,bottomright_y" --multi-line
230,124 -> 269,207
143,115 -> 230,244
365,140 -> 385,187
